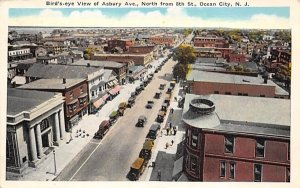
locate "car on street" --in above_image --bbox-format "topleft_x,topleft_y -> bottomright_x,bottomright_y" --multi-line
136,115 -> 147,127
127,97 -> 135,108
118,102 -> 127,116
139,140 -> 154,161
109,111 -> 119,124
135,86 -> 142,95
127,158 -> 148,181
159,84 -> 166,90
94,120 -> 110,139
161,103 -> 168,112
146,123 -> 161,139
145,100 -> 154,109
154,92 -> 162,99
166,87 -> 172,94
156,111 -> 165,123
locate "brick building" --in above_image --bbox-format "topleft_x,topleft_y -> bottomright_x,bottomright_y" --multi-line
19,78 -> 88,132
107,39 -> 134,52
225,53 -> 246,63
149,35 -> 177,46
182,94 -> 290,182
186,70 -> 289,99
193,36 -> 229,48
91,53 -> 153,66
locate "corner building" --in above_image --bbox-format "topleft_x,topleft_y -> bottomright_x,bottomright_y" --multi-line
182,94 -> 290,182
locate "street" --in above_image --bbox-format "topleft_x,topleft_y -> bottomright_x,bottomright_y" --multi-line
55,58 -> 176,181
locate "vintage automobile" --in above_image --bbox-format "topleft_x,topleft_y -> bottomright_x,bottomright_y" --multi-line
139,83 -> 145,90
131,92 -> 136,98
139,140 -> 154,161
145,100 -> 154,109
166,87 -> 173,94
146,123 -> 161,140
118,102 -> 127,116
109,111 -> 119,124
159,84 -> 166,90
164,97 -> 171,106
127,97 -> 135,108
135,86 -> 142,95
136,115 -> 147,127
93,120 -> 110,139
161,103 -> 168,112
170,80 -> 176,89
156,111 -> 165,123
154,92 -> 162,99
127,158 -> 148,181
143,79 -> 149,87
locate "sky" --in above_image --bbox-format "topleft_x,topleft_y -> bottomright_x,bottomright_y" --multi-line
8,7 -> 290,29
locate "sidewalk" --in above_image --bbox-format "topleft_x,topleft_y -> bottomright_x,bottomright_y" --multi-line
6,80 -> 141,181
143,81 -> 185,181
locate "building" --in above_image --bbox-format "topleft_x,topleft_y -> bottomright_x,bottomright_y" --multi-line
186,70 -> 289,99
23,63 -> 107,115
91,52 -> 153,66
127,65 -> 146,82
8,48 -> 33,62
6,89 -> 65,173
225,53 -> 246,63
72,59 -> 127,85
107,39 -> 134,52
18,78 -> 88,132
182,93 -> 290,182
193,36 -> 229,48
149,35 -> 177,46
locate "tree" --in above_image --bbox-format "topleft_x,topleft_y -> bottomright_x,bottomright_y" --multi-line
173,63 -> 188,80
173,44 -> 196,65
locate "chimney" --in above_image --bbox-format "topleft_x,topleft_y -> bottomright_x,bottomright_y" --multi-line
63,78 -> 66,84
87,63 -> 90,67
263,77 -> 268,84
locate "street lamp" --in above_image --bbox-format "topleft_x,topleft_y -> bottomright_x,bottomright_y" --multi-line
53,149 -> 57,175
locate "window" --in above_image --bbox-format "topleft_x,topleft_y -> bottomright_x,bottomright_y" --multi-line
256,138 -> 265,157
187,129 -> 191,145
22,156 -> 27,163
254,164 -> 262,182
286,168 -> 290,182
229,162 -> 235,179
214,91 -> 219,94
288,143 -> 290,161
91,90 -> 96,97
69,91 -> 74,99
190,156 -> 197,171
243,93 -> 248,96
191,133 -> 198,148
225,135 -> 234,153
260,95 -> 265,97
80,86 -> 83,94
238,93 -> 243,96
220,161 -> 226,177
225,92 -> 231,95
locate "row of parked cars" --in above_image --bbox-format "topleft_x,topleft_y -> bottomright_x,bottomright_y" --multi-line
127,80 -> 177,181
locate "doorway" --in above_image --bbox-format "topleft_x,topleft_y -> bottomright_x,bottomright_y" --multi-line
42,133 -> 49,148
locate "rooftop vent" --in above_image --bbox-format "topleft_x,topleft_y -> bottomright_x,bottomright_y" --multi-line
189,98 -> 215,115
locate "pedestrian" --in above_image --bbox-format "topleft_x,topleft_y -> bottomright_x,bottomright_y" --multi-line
171,140 -> 174,146
166,128 -> 169,135
170,108 -> 174,114
173,127 -> 177,135
157,170 -> 161,181
174,96 -> 177,101
165,142 -> 169,149
160,130 -> 163,137
169,122 -> 173,129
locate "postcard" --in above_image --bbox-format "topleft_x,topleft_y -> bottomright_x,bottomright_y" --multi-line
0,0 -> 299,188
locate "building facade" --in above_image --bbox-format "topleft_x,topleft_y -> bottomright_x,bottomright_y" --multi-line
182,94 -> 290,182
7,89 -> 65,174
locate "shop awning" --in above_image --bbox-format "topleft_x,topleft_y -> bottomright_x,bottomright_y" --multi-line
109,85 -> 121,95
102,94 -> 110,101
93,98 -> 104,108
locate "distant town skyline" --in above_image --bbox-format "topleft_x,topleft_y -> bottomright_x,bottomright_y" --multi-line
9,7 -> 290,29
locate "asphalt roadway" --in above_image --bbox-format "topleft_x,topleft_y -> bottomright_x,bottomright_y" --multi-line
55,59 -> 176,181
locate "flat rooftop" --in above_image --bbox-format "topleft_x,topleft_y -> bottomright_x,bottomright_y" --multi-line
187,70 -> 288,96
72,59 -> 124,68
18,78 -> 85,90
182,93 -> 290,137
7,88 -> 60,116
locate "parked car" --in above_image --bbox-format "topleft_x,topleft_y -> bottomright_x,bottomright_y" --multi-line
136,115 -> 147,127
164,97 -> 171,106
139,140 -> 154,161
159,84 -> 166,90
166,87 -> 172,94
109,111 -> 119,124
154,92 -> 162,99
140,83 -> 145,90
127,158 -> 148,181
135,86 -> 142,95
156,111 -> 165,123
161,103 -> 168,112
127,97 -> 135,108
93,120 -> 110,139
146,100 -> 154,109
146,123 -> 161,139
118,102 -> 127,116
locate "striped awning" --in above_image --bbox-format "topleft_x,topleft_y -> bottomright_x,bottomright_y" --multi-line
93,98 -> 104,108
